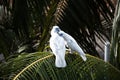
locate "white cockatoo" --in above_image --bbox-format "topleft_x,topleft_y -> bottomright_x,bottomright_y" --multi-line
49,26 -> 66,68
57,28 -> 87,61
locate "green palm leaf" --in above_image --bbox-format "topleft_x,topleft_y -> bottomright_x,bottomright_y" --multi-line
0,52 -> 50,79
7,53 -> 120,80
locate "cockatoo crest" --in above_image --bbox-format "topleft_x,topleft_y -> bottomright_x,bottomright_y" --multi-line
51,26 -> 60,36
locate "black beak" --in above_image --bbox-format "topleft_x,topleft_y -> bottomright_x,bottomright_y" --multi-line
59,33 -> 63,36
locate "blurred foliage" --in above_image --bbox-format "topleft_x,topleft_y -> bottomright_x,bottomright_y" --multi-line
110,0 -> 120,70
0,0 -> 116,59
57,0 -> 115,56
0,0 -> 62,58
0,52 -> 51,79
0,52 -> 120,80
0,0 -> 120,79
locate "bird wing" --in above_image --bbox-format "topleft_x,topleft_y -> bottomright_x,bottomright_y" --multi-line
50,35 -> 66,67
50,35 -> 65,54
50,36 -> 58,54
55,36 -> 66,67
63,33 -> 86,61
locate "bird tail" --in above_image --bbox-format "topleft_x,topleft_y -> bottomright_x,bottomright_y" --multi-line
78,49 -> 87,61
55,55 -> 66,68
80,54 -> 87,61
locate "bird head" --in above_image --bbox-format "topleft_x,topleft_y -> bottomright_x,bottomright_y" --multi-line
51,26 -> 61,35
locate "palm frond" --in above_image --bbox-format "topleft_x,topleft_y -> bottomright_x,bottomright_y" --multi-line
57,0 -> 115,57
0,0 -> 117,59
0,52 -> 51,80
0,0 -> 66,57
1,52 -> 120,80
9,53 -> 120,80
110,0 -> 120,70
54,0 -> 68,24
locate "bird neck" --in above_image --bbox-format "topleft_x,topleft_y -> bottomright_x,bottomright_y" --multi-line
51,33 -> 58,37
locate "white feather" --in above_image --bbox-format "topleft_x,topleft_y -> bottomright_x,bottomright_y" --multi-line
50,26 -> 66,68
58,30 -> 87,61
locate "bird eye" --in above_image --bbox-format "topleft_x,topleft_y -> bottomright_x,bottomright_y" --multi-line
55,28 -> 60,32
